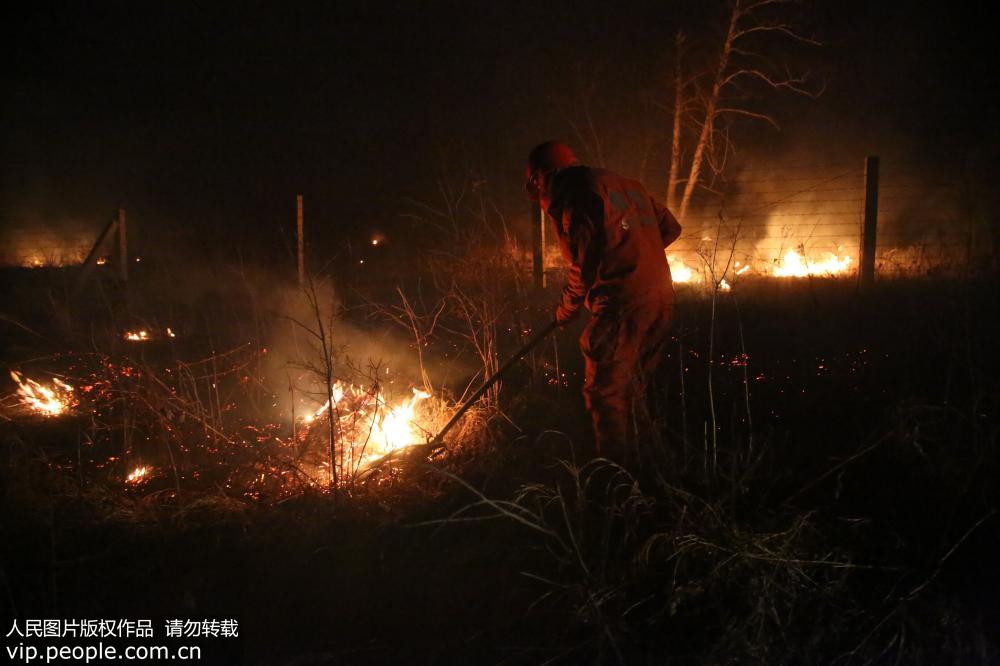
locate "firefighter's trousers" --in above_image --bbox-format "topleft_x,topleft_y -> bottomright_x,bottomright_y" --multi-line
580,299 -> 673,462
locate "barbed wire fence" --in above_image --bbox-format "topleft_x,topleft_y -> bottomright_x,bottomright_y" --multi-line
656,158 -> 995,284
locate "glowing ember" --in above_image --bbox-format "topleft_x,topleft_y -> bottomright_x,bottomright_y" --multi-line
124,330 -> 150,342
773,250 -> 853,278
10,371 -> 75,416
166,327 -> 176,338
96,256 -> 108,265
719,278 -> 732,291
667,254 -> 698,283
126,466 -> 151,484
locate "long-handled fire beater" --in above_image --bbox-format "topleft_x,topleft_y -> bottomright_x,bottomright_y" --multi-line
359,320 -> 560,477
428,320 -> 560,451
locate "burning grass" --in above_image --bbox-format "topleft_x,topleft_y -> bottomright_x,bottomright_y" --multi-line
296,381 -> 451,486
8,370 -> 76,417
667,247 -> 855,288
3,347 -> 465,501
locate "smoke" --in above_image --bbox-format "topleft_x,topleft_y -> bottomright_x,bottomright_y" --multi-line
255,276 -> 474,419
667,114 -> 981,279
0,203 -> 106,268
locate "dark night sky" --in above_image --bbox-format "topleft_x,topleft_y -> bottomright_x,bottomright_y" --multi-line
1,1 -> 996,263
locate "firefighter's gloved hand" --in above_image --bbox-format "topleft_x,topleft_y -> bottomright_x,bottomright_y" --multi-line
555,304 -> 580,327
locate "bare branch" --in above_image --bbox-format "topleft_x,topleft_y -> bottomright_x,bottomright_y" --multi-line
742,0 -> 797,9
715,107 -> 782,129
734,23 -> 823,47
722,67 -> 822,98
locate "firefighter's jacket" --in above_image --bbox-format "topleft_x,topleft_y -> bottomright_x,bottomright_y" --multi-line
546,166 -> 682,318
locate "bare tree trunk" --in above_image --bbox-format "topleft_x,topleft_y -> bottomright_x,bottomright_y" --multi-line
666,32 -> 685,210
678,2 -> 740,222
325,358 -> 338,495
305,280 -> 339,498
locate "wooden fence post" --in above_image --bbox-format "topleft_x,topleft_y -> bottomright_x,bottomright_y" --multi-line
859,156 -> 879,289
117,208 -> 128,282
74,214 -> 119,297
296,195 -> 305,288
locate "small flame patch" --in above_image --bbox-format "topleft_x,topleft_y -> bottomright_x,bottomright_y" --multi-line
10,371 -> 76,417
126,466 -> 151,484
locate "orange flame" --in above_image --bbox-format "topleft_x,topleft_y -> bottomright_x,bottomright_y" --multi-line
772,250 -> 852,278
10,371 -> 75,416
304,384 -> 433,475
126,466 -> 151,484
667,254 -> 698,283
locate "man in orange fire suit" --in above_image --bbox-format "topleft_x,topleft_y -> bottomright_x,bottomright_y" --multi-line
526,141 -> 682,462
